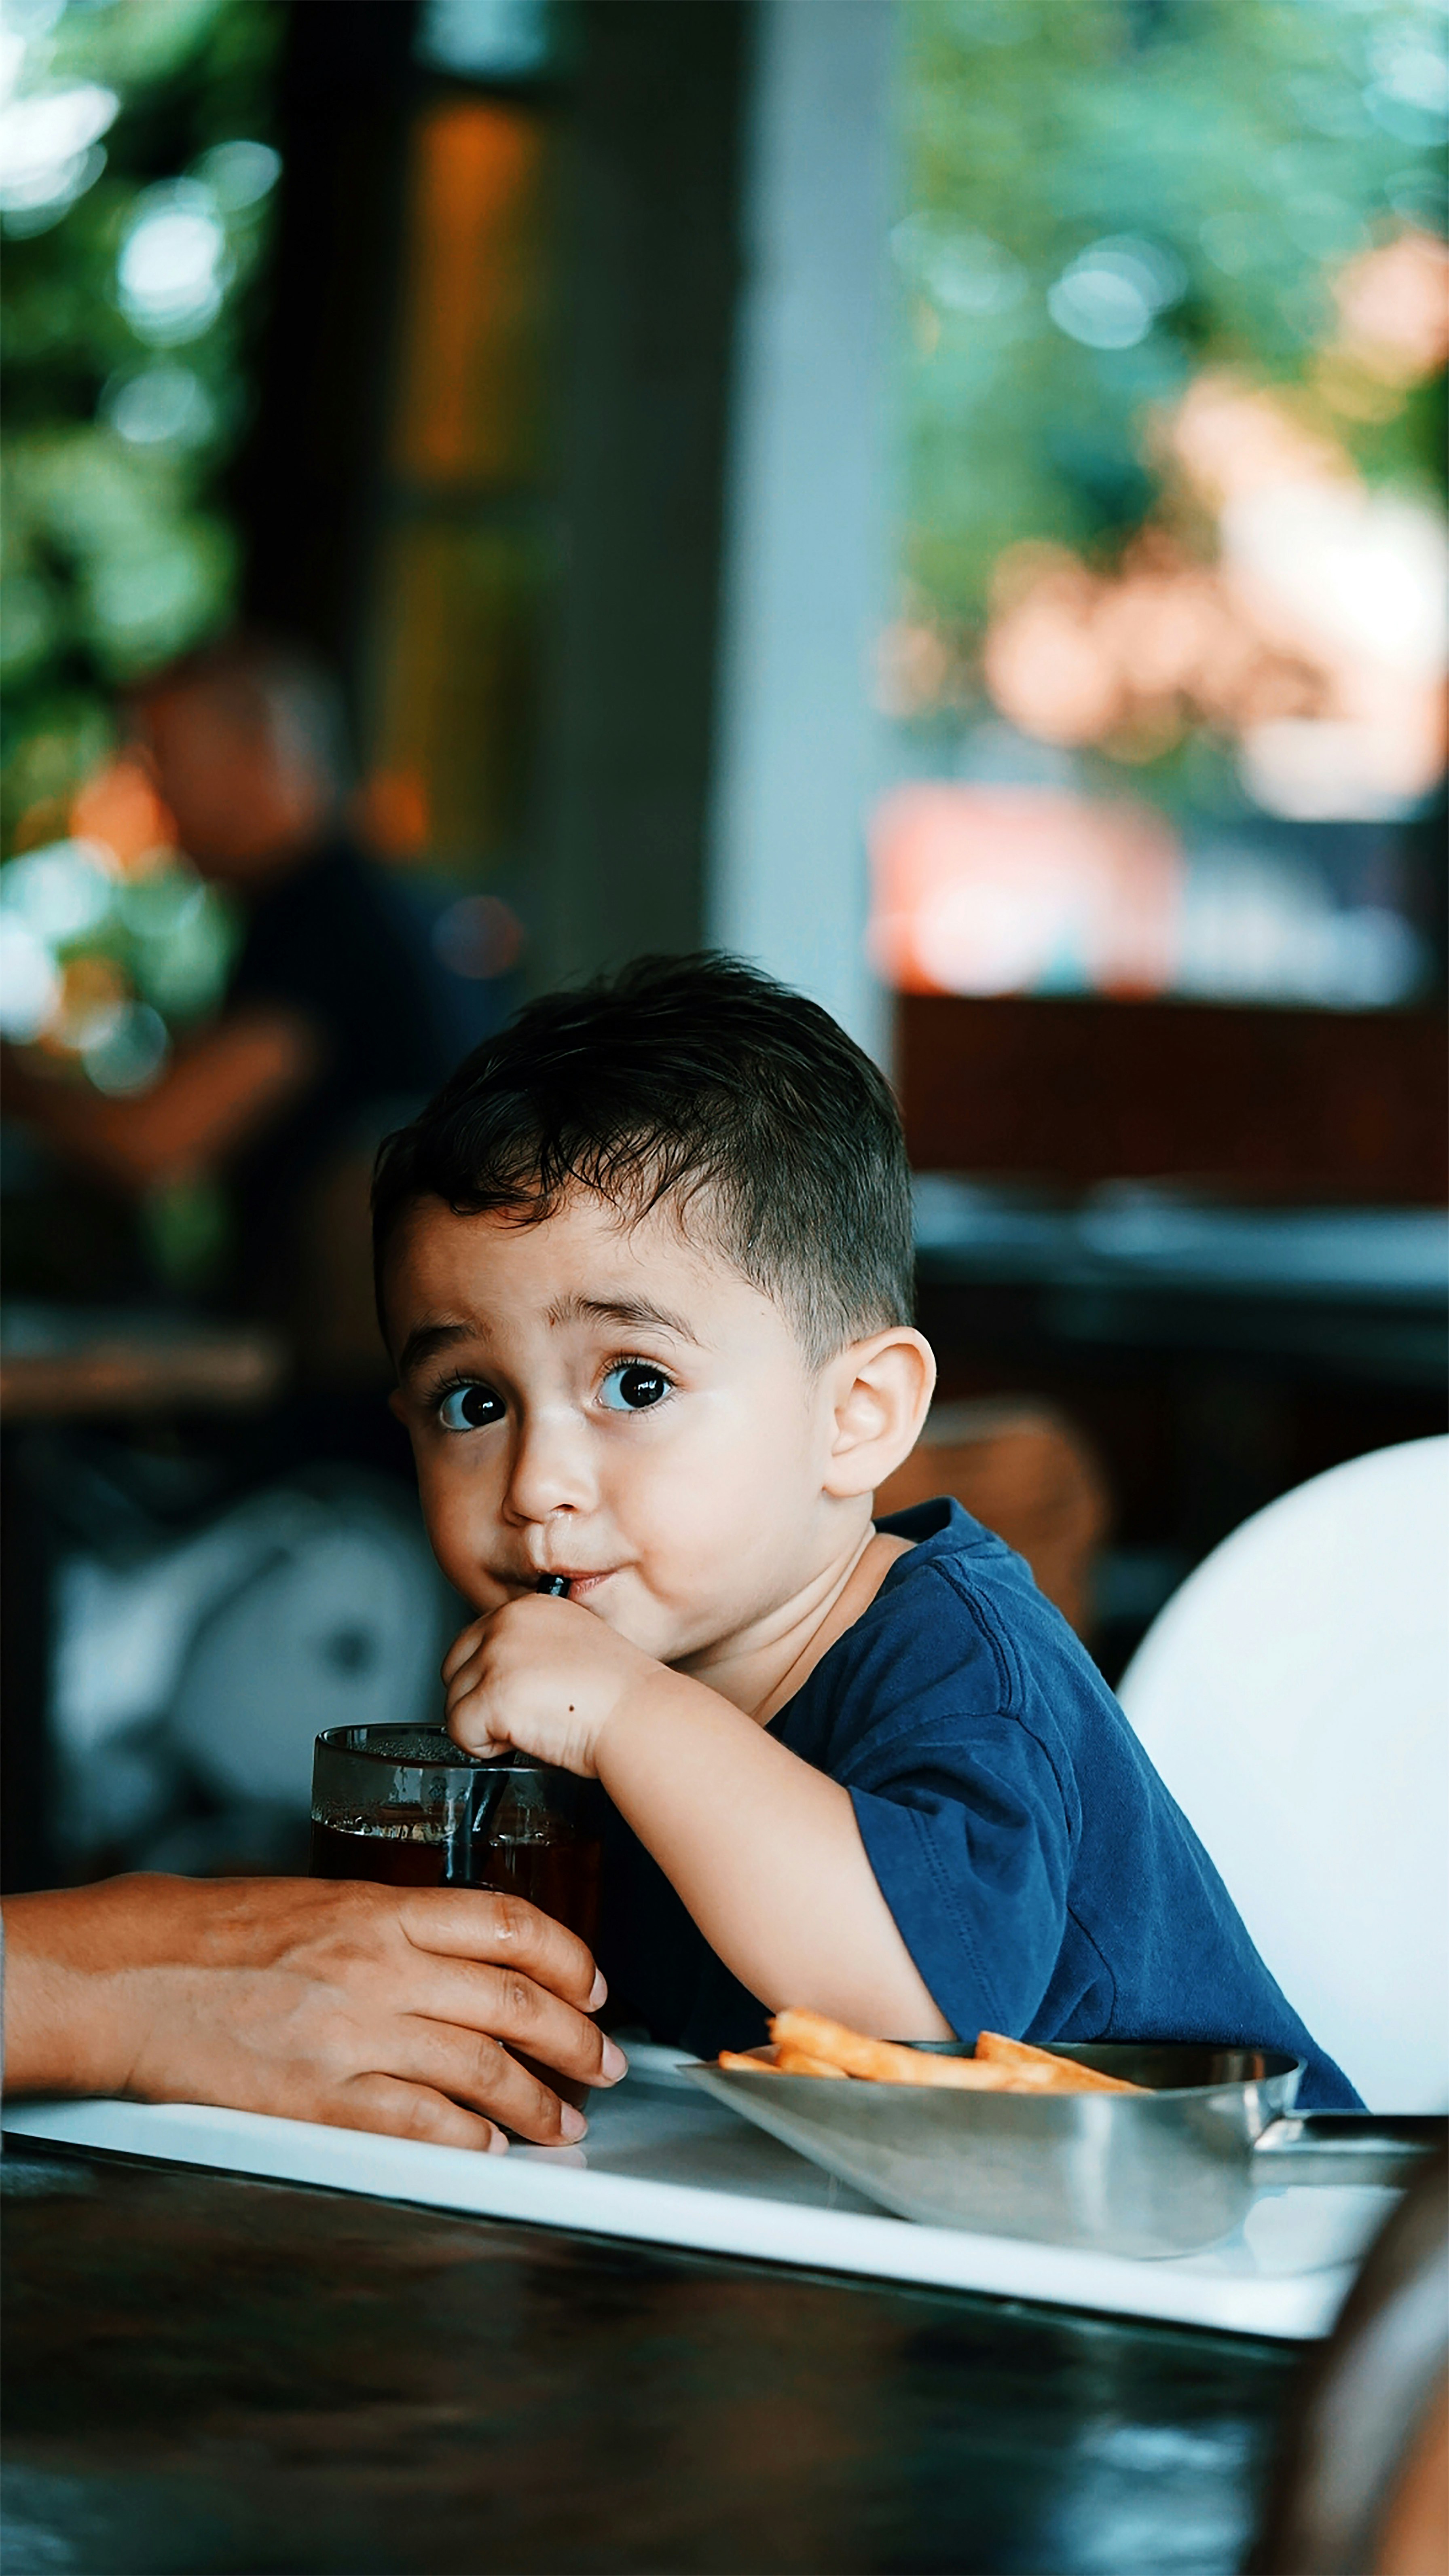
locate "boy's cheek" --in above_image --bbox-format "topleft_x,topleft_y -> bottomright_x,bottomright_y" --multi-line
414,1465 -> 499,1605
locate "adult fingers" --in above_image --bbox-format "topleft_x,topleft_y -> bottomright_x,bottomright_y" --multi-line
397,1888 -> 604,2011
390,2017 -> 590,2143
404,1952 -> 626,2089
332,2071 -> 508,2152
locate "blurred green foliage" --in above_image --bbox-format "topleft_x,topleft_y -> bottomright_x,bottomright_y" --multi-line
895,0 -> 1447,625
0,0 -> 281,851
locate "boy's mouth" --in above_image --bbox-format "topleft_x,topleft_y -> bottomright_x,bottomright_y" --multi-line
527,1568 -> 616,1599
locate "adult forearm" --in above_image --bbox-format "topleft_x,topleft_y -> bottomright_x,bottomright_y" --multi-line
596,1685 -> 951,2038
2,1889 -> 139,2095
4,1010 -> 319,1194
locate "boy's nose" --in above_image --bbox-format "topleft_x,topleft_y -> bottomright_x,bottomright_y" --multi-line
503,1409 -> 596,1524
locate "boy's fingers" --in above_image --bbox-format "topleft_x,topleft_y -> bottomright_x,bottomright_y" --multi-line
442,1674 -> 479,1731
447,1715 -> 510,1763
442,1662 -> 495,1731
440,1622 -> 487,1687
397,1887 -> 603,2009
444,1686 -> 512,1760
442,1649 -> 484,1709
337,2071 -> 508,2152
392,2018 -> 589,2143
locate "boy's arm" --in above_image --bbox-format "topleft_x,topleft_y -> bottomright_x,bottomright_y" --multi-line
600,1676 -> 954,2036
444,1598 -> 954,2038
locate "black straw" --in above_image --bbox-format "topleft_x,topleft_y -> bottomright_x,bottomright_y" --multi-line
449,1759 -> 509,1888
447,1579 -> 568,1880
451,1575 -> 569,1877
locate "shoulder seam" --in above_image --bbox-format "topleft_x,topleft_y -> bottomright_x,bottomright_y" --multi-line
922,1557 -> 1022,1706
920,1561 -> 1082,1840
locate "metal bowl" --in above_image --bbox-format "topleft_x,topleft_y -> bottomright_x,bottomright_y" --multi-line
687,2043 -> 1306,2257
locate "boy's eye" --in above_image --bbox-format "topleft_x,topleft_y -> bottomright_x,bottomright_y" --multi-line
438,1382 -> 506,1432
599,1361 -> 672,1414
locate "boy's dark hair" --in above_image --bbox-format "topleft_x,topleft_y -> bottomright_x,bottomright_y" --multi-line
372,954 -> 914,1362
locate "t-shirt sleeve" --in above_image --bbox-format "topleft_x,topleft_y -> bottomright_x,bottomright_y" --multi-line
849,1731 -> 1070,2040
817,1563 -> 1075,2039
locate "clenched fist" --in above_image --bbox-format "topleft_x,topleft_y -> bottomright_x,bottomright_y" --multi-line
443,1590 -> 672,1774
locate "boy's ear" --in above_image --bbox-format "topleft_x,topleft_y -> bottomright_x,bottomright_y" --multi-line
822,1327 -> 936,1499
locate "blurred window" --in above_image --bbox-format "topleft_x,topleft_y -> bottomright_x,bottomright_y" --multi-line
370,521 -> 545,870
874,0 -> 1448,1011
359,46 -> 561,884
390,101 -> 552,490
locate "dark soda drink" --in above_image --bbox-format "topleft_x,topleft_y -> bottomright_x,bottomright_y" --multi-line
310,1796 -> 602,1943
480,1831 -> 602,1946
309,1815 -> 450,1887
309,1732 -> 603,2120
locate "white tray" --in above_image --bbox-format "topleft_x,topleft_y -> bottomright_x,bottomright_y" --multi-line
3,2045 -> 1394,2343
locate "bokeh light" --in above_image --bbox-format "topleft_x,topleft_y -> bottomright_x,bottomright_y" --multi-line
1,0 -> 279,1089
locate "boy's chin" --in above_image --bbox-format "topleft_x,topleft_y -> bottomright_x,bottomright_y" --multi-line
588,1589 -> 693,1666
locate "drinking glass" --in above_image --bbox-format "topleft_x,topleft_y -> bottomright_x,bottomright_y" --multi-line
310,1724 -> 603,1943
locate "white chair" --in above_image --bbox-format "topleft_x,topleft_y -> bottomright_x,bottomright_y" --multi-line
1116,1438 -> 1449,2112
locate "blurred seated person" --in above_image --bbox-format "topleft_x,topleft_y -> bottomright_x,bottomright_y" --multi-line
4,633 -> 477,1370
2,1871 -> 625,2150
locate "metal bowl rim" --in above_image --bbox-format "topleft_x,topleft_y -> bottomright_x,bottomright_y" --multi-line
685,2045 -> 1305,2106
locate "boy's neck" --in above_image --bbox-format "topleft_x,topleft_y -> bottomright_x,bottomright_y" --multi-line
675,1520 -> 914,1727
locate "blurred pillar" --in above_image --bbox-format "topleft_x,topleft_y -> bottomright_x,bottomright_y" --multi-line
242,0 -> 417,701
535,1 -> 751,989
706,0 -> 897,1064
0,1433 -> 57,1892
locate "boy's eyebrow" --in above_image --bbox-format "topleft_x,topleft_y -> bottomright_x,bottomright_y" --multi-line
546,1291 -> 700,1342
396,1294 -> 700,1381
397,1319 -> 475,1378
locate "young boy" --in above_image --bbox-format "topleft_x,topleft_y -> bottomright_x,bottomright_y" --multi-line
373,956 -> 1357,2110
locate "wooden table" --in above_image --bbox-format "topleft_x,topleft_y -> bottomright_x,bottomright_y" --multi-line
1,2136 -> 1302,2575
0,1303 -> 285,1420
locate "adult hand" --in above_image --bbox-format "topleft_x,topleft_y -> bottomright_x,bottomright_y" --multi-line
2,1873 -> 626,2151
1,1009 -> 320,1195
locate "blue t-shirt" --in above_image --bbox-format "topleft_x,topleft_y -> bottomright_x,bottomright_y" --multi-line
596,1497 -> 1359,2109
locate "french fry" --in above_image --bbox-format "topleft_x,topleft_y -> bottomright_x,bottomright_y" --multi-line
975,2031 -> 1144,2096
714,2043 -> 860,2080
768,2009 -> 1012,2091
773,2047 -> 850,2079
763,2009 -> 1148,2096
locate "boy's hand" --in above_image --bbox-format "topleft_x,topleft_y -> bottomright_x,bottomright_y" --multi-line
443,1594 -> 665,1775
